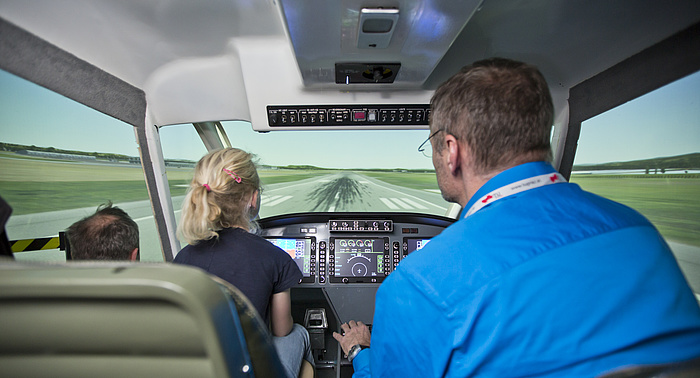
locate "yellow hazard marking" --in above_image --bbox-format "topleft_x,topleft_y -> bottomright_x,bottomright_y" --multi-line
11,237 -> 61,252
11,239 -> 32,252
41,238 -> 60,250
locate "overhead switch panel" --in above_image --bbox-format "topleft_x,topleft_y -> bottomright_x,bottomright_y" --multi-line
267,104 -> 430,127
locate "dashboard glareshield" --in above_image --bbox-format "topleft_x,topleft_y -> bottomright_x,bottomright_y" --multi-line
329,237 -> 389,283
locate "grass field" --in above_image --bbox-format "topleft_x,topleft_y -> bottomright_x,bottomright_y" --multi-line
570,174 -> 700,247
0,156 -> 193,214
1,155 -> 698,247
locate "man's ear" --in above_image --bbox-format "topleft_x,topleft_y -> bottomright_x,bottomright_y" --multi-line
444,134 -> 462,175
129,247 -> 139,261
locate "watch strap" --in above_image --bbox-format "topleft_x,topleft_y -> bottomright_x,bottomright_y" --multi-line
347,344 -> 369,363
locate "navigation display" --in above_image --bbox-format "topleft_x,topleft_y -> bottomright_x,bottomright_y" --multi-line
266,237 -> 316,283
329,237 -> 388,283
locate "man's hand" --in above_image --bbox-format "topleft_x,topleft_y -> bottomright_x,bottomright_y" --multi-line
332,320 -> 371,356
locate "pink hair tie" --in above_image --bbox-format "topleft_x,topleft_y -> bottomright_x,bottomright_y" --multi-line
202,184 -> 212,192
222,168 -> 242,183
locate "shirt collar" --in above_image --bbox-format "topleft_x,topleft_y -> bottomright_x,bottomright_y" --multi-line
460,161 -> 558,218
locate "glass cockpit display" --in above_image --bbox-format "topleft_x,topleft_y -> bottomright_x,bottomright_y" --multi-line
405,238 -> 431,255
329,237 -> 389,283
266,237 -> 316,283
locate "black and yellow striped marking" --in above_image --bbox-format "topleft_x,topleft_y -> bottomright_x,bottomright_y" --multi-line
11,237 -> 61,253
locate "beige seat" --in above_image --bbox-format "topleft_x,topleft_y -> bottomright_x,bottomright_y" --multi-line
597,356 -> 700,378
0,262 -> 287,377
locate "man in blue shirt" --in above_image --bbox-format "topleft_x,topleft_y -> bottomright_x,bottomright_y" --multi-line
333,58 -> 700,377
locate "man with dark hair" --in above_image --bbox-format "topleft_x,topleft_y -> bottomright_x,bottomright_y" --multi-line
67,202 -> 139,261
334,58 -> 700,377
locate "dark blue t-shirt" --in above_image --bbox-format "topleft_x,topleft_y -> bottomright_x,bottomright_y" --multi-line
173,227 -> 302,324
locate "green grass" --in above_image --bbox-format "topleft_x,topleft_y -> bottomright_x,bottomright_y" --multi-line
570,175 -> 700,247
0,180 -> 194,215
0,156 -> 196,214
0,181 -> 150,215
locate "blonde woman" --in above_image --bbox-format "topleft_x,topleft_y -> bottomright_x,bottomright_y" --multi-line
174,148 -> 313,378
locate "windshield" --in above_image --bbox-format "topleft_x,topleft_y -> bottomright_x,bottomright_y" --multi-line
0,66 -> 453,263
0,69 -> 160,261
160,122 -> 453,219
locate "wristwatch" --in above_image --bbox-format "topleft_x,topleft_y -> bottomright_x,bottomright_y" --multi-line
347,344 -> 369,363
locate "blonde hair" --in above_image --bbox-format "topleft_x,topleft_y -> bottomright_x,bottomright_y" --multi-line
178,148 -> 261,245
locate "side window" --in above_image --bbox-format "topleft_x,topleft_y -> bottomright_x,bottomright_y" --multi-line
570,70 -> 700,297
0,70 -> 161,261
158,124 -> 207,236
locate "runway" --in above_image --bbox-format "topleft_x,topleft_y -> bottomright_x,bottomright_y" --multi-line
258,172 -> 447,217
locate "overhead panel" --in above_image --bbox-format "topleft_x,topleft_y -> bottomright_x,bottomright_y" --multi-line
266,104 -> 430,127
278,0 -> 483,89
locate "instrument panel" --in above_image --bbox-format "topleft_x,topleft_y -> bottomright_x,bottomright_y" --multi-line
260,213 -> 454,287
261,212 -> 455,369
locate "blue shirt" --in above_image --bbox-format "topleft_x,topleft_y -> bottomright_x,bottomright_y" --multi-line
353,162 -> 700,377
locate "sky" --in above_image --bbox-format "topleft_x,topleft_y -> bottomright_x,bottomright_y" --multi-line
1,68 -> 698,169
574,69 -> 700,165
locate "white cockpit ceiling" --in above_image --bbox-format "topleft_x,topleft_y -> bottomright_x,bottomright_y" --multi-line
0,0 -> 699,127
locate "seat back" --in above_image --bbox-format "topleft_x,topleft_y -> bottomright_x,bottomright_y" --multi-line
0,262 -> 285,377
598,356 -> 700,378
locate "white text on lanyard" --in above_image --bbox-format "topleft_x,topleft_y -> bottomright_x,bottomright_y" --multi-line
465,172 -> 566,218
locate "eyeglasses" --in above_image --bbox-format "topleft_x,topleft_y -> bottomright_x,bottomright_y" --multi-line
417,129 -> 442,157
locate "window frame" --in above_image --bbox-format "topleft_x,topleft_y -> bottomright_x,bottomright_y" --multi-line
559,23 -> 700,179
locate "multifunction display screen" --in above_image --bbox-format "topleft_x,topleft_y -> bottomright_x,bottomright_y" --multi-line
404,238 -> 432,255
329,237 -> 388,283
266,237 -> 316,283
